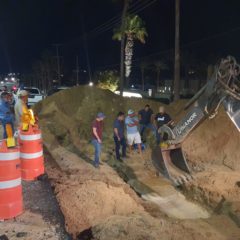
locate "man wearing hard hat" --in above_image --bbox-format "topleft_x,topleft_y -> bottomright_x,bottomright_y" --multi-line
14,90 -> 29,127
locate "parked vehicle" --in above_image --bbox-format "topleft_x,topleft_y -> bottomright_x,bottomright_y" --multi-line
47,86 -> 70,96
22,87 -> 44,106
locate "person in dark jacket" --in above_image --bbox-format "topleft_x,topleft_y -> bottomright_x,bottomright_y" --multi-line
113,111 -> 127,161
0,92 -> 14,138
138,104 -> 155,140
155,106 -> 173,144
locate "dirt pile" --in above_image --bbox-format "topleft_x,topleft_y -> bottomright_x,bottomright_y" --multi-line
89,213 -> 230,240
179,105 -> 240,221
183,107 -> 240,170
35,86 -> 240,238
45,146 -> 143,238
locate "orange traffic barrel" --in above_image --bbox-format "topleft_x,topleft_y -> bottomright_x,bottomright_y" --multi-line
19,126 -> 44,181
0,140 -> 23,220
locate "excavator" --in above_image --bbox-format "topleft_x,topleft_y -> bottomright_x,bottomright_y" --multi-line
152,56 -> 240,185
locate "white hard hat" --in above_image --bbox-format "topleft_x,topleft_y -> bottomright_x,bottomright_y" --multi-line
18,90 -> 28,97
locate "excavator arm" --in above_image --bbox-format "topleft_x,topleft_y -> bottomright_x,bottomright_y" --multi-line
152,56 -> 240,185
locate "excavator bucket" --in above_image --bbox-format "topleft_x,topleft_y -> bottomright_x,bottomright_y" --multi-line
224,97 -> 240,131
152,145 -> 192,186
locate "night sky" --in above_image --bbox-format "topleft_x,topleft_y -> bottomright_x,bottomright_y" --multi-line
0,0 -> 240,77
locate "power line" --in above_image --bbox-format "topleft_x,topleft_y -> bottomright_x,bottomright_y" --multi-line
88,0 -> 157,38
86,0 -> 146,36
95,25 -> 240,70
64,0 -> 157,47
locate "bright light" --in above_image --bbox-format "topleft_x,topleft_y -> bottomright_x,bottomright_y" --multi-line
89,82 -> 93,87
114,91 -> 142,98
5,78 -> 8,81
1,81 -> 4,84
11,77 -> 15,81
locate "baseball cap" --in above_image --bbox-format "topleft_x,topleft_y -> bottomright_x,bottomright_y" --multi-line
97,112 -> 106,118
128,109 -> 135,115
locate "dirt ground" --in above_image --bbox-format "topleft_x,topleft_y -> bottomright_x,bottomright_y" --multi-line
31,86 -> 240,239
0,179 -> 70,240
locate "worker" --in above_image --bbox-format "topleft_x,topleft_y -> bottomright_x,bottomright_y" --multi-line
92,112 -> 105,168
125,109 -> 142,154
0,92 -> 15,138
154,106 -> 173,144
113,111 -> 127,161
138,104 -> 155,140
14,90 -> 29,127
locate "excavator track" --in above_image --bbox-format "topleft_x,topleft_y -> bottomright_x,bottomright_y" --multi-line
152,145 -> 193,186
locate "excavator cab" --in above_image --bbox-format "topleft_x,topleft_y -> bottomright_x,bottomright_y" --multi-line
152,56 -> 240,186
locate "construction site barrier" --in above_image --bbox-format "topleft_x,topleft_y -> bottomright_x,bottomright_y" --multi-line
0,140 -> 23,220
19,126 -> 44,181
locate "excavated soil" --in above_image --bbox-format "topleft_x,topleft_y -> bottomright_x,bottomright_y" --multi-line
34,86 -> 240,239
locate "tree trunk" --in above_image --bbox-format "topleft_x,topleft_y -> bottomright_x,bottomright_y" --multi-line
125,35 -> 134,78
120,0 -> 129,95
157,70 -> 160,90
207,64 -> 214,80
184,66 -> 189,89
174,0 -> 180,101
141,69 -> 144,91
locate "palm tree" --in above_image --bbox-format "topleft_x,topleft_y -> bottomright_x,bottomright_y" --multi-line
113,14 -> 147,80
140,61 -> 149,91
173,0 -> 180,101
154,61 -> 168,90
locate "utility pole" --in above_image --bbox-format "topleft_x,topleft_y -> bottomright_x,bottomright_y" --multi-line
52,44 -> 62,86
81,17 -> 92,82
76,55 -> 79,85
173,0 -> 180,101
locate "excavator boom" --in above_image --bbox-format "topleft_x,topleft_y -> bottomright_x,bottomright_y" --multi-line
152,56 -> 240,185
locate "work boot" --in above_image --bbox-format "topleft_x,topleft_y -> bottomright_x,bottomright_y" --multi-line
93,163 -> 100,169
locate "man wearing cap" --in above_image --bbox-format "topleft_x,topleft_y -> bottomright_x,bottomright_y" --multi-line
113,111 -> 127,161
0,92 -> 15,138
138,104 -> 155,140
14,90 -> 28,127
125,109 -> 142,154
92,112 -> 105,168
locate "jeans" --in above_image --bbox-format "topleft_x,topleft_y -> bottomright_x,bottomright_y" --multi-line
139,123 -> 156,138
114,136 -> 127,160
156,130 -> 161,144
92,139 -> 101,166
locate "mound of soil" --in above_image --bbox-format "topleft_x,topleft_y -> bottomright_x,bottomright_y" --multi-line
35,86 -> 240,238
45,145 -> 143,238
90,213 -> 228,240
183,108 -> 240,170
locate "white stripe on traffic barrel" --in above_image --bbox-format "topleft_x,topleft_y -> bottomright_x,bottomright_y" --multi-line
20,151 -> 43,159
0,152 -> 20,161
0,178 -> 21,189
19,133 -> 42,141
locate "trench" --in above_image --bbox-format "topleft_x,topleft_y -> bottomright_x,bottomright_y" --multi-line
106,150 -> 210,220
